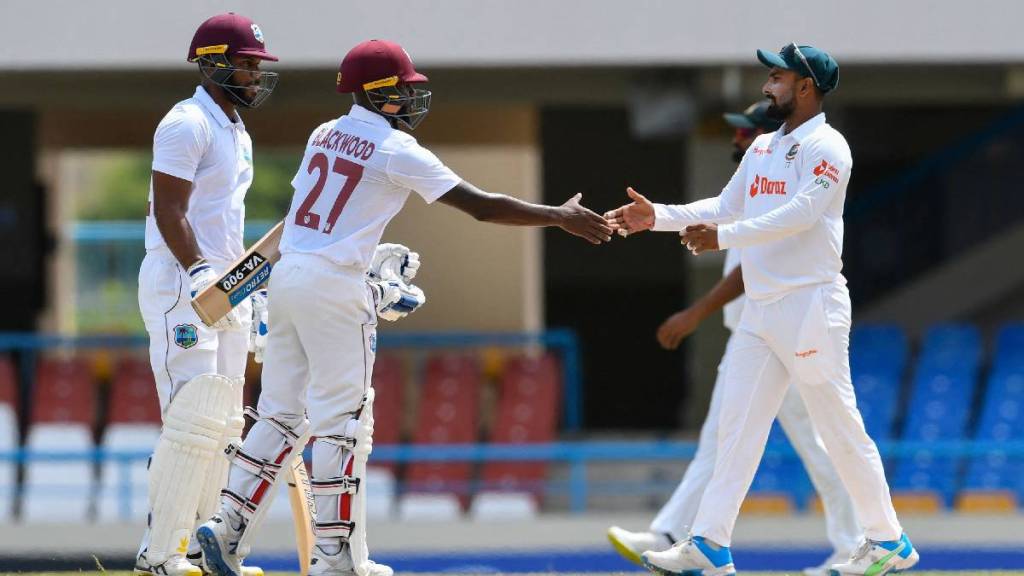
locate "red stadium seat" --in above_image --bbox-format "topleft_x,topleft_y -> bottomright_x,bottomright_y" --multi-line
0,354 -> 17,410
370,354 -> 405,471
0,354 -> 17,521
31,357 -> 96,426
108,356 -> 161,424
404,353 -> 481,505
480,354 -> 561,496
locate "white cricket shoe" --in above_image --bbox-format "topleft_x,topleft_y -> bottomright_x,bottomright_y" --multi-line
134,552 -> 203,576
309,544 -> 393,576
607,526 -> 674,566
804,550 -> 854,576
195,515 -> 244,576
829,534 -> 919,576
187,550 -> 264,576
642,536 -> 736,576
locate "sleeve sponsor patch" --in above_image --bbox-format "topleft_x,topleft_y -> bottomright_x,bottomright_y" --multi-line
812,159 -> 841,184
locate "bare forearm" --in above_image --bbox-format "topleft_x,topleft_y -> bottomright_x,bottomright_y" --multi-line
470,191 -> 561,226
155,208 -> 203,269
691,265 -> 744,321
439,181 -> 562,226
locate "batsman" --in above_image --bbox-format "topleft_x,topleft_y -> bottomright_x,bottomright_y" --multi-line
197,38 -> 611,576
135,13 -> 278,576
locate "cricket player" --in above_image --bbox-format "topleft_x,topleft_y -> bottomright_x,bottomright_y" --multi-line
607,44 -> 918,576
196,39 -> 612,576
607,100 -> 861,576
135,13 -> 278,576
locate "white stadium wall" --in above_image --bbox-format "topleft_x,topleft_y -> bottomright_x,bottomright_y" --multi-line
3,0 -> 1024,70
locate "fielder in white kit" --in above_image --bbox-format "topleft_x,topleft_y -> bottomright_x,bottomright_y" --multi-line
607,44 -> 918,576
607,100 -> 860,576
197,39 -> 612,576
136,13 -> 278,576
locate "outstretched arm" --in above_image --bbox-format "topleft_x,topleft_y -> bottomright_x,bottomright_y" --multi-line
437,180 -> 613,244
657,264 -> 744,349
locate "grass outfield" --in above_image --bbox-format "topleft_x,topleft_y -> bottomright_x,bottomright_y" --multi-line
12,569 -> 1024,573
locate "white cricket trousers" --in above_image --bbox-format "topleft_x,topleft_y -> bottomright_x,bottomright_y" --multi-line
650,334 -> 861,556
138,250 -> 251,411
691,281 -> 902,547
255,253 -> 377,434
222,252 -> 377,553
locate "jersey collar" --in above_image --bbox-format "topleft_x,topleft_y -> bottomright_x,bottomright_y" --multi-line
781,112 -> 826,143
194,85 -> 242,129
348,104 -> 392,129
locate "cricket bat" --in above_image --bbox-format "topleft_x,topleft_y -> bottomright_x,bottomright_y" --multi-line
191,221 -> 284,326
286,452 -> 316,576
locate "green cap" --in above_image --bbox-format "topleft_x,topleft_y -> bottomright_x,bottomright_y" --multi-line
757,43 -> 839,94
723,100 -> 782,132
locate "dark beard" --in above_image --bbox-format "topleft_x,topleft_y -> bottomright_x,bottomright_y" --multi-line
766,98 -> 794,120
731,146 -> 744,163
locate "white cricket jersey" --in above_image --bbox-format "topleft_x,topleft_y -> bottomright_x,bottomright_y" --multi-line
722,248 -> 744,331
145,85 -> 253,264
280,104 -> 461,270
652,113 -> 851,301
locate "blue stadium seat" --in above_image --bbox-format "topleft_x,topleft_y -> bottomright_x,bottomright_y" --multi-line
962,368 -> 1024,498
853,372 -> 901,440
993,323 -> 1024,374
916,324 -> 982,373
892,326 -> 982,505
892,449 -> 961,503
974,372 -> 1024,441
749,422 -> 811,507
850,324 -> 908,378
850,325 -> 908,442
902,372 -> 975,441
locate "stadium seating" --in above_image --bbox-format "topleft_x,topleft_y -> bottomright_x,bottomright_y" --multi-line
96,356 -> 161,522
8,320 -> 1024,519
22,356 -> 96,523
369,354 -> 404,464
851,324 -> 909,377
959,370 -> 1024,511
0,355 -> 17,522
401,354 -> 481,516
892,325 -> 981,509
850,324 -> 908,441
992,323 -> 1024,373
364,354 -> 405,519
472,354 -> 561,518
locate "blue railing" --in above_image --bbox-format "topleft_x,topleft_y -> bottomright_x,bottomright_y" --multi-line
0,329 -> 583,430
2,439 -> 1023,517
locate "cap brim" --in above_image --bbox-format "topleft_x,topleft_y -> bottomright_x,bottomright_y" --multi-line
756,49 -> 789,70
236,49 -> 279,62
403,71 -> 429,83
723,112 -> 756,129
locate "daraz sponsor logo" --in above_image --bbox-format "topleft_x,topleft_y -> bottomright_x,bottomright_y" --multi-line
749,174 -> 787,197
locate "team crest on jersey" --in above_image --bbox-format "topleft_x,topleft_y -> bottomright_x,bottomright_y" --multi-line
251,23 -> 265,44
173,324 -> 199,349
785,143 -> 800,162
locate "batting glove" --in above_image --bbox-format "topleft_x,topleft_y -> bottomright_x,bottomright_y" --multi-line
188,258 -> 245,331
249,288 -> 269,363
370,280 -> 426,322
369,243 -> 420,284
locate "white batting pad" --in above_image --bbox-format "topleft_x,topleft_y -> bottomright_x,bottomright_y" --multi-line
147,374 -> 234,564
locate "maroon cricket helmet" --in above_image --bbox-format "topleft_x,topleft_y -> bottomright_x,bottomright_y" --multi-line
187,12 -> 278,63
336,39 -> 427,94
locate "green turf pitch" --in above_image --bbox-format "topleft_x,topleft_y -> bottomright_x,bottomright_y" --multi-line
7,572 -> 1024,576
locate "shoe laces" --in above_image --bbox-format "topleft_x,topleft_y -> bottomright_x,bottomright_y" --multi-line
670,537 -> 696,551
849,539 -> 874,562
